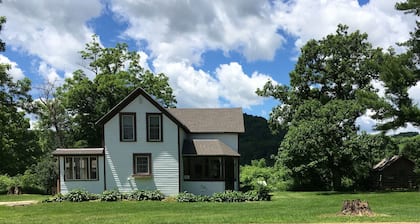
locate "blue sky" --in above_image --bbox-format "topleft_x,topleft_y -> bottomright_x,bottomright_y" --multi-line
0,0 -> 418,132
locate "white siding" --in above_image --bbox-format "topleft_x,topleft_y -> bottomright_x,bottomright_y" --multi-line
104,95 -> 179,196
59,156 -> 105,194
182,181 -> 225,195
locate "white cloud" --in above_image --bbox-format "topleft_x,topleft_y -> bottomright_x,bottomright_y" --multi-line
153,59 -> 274,109
408,82 -> 420,106
273,0 -> 415,51
38,61 -> 64,85
0,55 -> 25,81
216,62 -> 275,108
0,0 -> 102,73
356,109 -> 379,134
153,60 -> 220,108
111,0 -> 284,64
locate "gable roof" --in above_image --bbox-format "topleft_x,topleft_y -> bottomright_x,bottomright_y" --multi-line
373,155 -> 415,171
183,139 -> 240,157
95,87 -> 245,134
95,88 -> 188,131
168,108 -> 245,133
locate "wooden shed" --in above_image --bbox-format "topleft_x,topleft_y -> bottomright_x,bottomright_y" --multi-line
371,155 -> 417,189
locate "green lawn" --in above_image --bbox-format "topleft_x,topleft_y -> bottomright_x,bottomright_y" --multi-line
0,192 -> 419,223
0,194 -> 48,202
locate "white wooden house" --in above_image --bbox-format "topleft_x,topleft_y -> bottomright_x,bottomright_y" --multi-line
53,88 -> 244,196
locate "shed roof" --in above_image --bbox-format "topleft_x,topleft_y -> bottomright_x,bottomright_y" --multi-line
373,155 -> 415,171
183,139 -> 240,157
52,148 -> 104,156
168,108 -> 245,133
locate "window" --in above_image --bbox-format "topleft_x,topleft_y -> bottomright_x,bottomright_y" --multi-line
147,113 -> 162,142
120,113 -> 136,142
183,157 -> 222,180
133,153 -> 151,176
64,156 -> 98,180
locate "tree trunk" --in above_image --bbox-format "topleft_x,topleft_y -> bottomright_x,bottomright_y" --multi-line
340,199 -> 373,216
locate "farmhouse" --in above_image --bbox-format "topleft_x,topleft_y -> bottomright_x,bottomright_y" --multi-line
53,88 -> 244,196
371,155 -> 417,189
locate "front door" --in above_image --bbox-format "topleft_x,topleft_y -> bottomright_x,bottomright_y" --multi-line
225,157 -> 234,190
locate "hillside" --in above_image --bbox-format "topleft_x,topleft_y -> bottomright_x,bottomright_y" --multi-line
239,114 -> 286,165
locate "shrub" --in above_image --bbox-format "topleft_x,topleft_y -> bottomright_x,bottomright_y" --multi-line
176,192 -> 198,202
100,190 -> 121,201
127,190 -> 164,201
0,175 -> 12,194
43,193 -> 66,203
212,190 -> 246,202
65,189 -> 91,202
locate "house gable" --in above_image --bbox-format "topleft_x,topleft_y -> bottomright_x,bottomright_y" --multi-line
96,88 -> 188,132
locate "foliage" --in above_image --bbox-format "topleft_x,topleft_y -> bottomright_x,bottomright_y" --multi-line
100,190 -> 122,202
176,190 -> 269,203
0,17 -> 42,175
258,25 -> 385,191
64,189 -> 91,202
392,134 -> 420,172
53,35 -> 177,147
126,190 -> 165,201
364,1 -> 420,131
239,114 -> 285,165
0,175 -> 12,194
240,159 -> 286,191
176,192 -> 202,202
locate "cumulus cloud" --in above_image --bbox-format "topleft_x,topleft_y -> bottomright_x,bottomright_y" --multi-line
153,59 -> 274,108
408,82 -> 420,106
38,61 -> 64,85
216,62 -> 275,108
0,55 -> 25,81
111,0 -> 284,64
0,0 -> 102,73
273,0 -> 415,51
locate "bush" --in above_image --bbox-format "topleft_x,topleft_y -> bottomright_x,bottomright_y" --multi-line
213,190 -> 246,202
176,192 -> 198,202
177,190 -> 270,203
127,190 -> 164,201
43,193 -> 66,203
100,190 -> 122,201
0,175 -> 12,194
65,189 -> 91,202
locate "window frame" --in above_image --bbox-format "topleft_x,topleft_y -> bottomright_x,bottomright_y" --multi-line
146,113 -> 163,142
120,112 -> 137,142
133,153 -> 152,177
64,156 -> 99,181
183,156 -> 224,181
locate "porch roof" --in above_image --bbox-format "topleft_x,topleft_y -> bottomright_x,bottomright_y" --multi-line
52,148 -> 104,156
183,139 -> 240,157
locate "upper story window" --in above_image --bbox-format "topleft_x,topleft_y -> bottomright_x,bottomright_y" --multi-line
120,113 -> 136,142
65,156 -> 98,181
147,113 -> 162,142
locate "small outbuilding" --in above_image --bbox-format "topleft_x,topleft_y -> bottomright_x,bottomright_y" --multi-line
371,155 -> 417,189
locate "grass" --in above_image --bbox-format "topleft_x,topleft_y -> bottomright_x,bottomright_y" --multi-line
0,191 -> 419,223
0,194 -> 48,202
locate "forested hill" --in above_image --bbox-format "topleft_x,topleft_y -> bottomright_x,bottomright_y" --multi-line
239,113 -> 286,166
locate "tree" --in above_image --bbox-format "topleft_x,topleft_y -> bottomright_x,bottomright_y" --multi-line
34,80 -> 70,149
258,25 -> 384,190
0,17 -> 41,175
368,1 -> 420,131
56,35 -> 177,147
